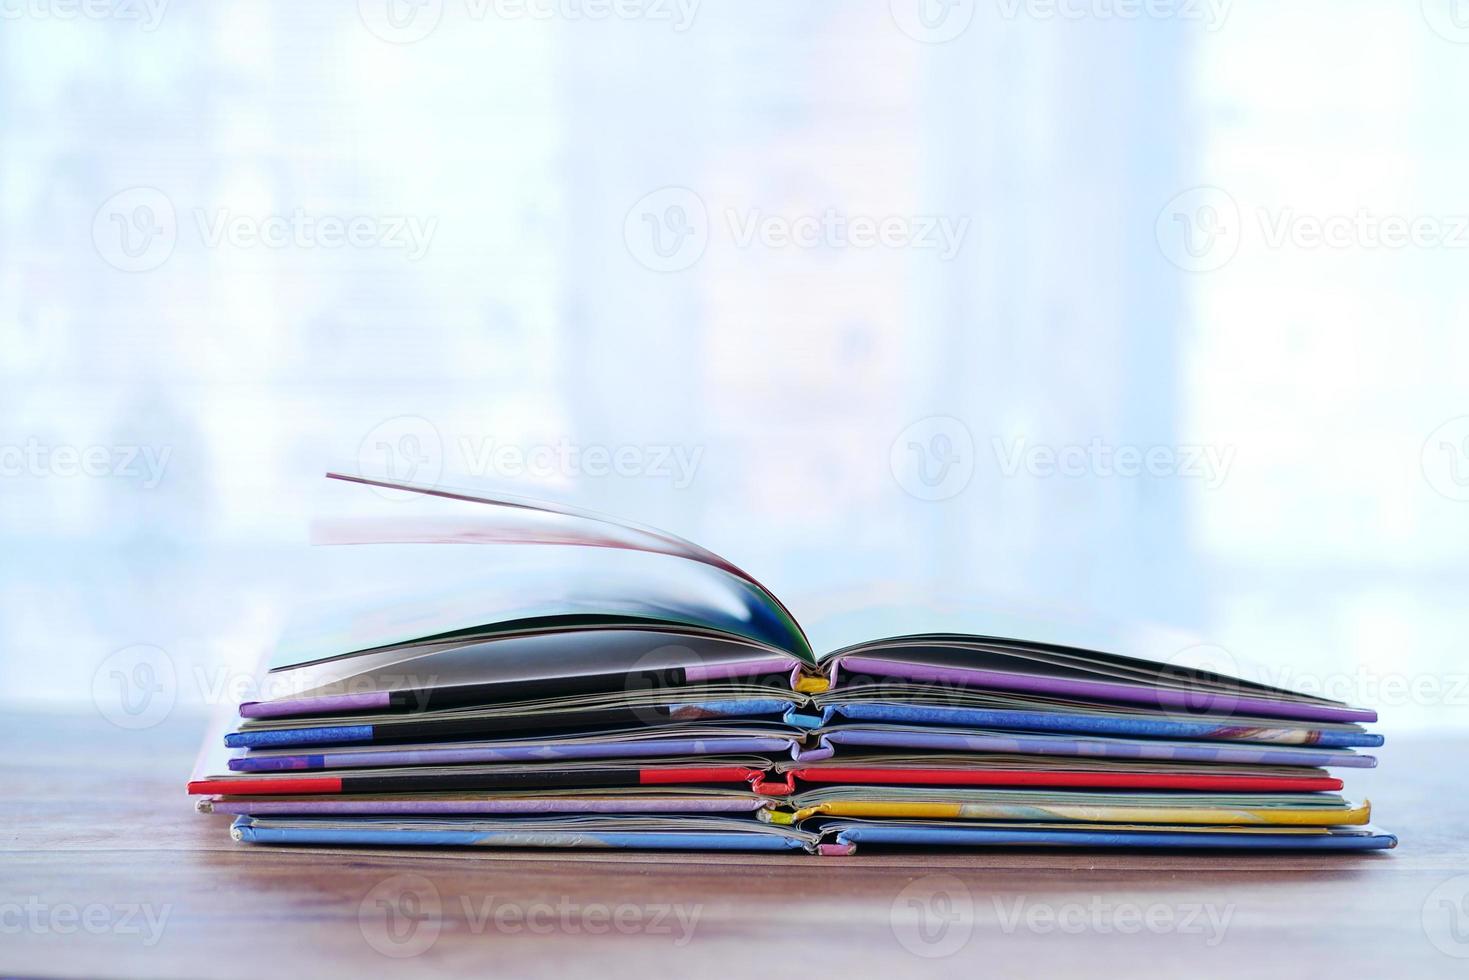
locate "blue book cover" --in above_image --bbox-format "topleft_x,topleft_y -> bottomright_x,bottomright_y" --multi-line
230,815 -> 814,852
826,821 -> 1398,851
821,702 -> 1383,748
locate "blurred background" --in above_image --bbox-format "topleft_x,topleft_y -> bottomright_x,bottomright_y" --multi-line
2,0 -> 1466,728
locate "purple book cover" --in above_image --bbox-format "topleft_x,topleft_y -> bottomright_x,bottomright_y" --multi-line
830,655 -> 1377,724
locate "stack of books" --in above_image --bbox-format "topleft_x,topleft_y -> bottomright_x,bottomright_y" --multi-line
187,474 -> 1394,855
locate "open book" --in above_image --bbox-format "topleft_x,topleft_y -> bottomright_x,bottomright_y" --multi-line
187,472 -> 1393,855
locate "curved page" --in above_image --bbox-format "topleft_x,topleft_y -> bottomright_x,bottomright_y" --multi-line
319,472 -> 812,661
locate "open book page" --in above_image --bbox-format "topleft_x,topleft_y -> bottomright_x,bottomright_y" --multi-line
314,472 -> 813,663
268,556 -> 809,675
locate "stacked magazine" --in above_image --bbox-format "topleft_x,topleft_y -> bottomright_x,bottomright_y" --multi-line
187,473 -> 1393,855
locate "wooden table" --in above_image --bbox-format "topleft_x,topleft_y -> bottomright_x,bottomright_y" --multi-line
2,708 -> 1463,978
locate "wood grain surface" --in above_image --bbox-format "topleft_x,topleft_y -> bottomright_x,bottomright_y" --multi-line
1,708 -> 1463,979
